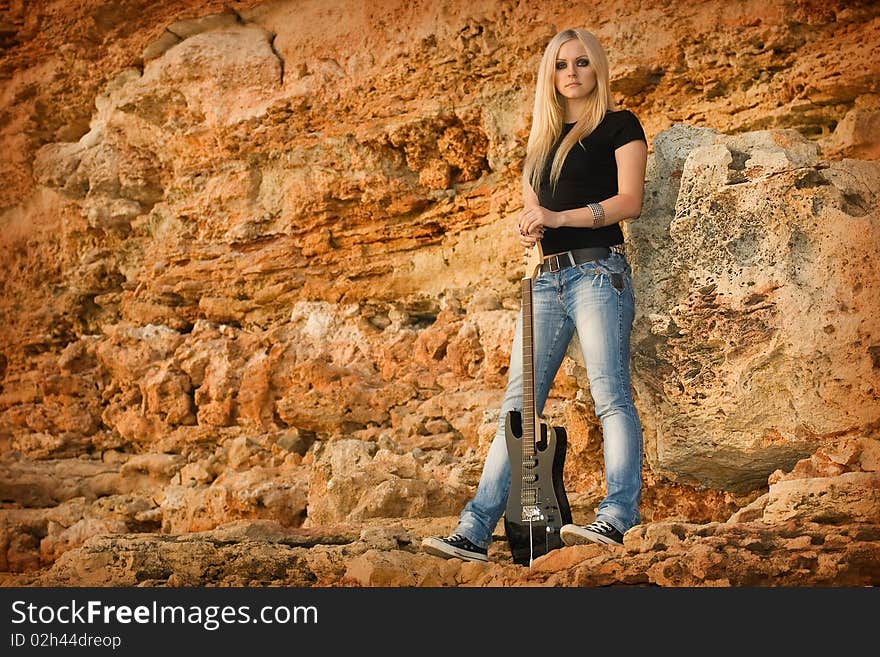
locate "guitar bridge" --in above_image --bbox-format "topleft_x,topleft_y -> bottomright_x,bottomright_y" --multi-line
521,505 -> 544,522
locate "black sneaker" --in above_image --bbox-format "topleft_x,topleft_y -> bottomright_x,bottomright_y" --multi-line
561,520 -> 624,546
421,534 -> 489,562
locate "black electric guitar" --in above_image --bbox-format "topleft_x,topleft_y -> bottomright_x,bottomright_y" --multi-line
504,243 -> 572,566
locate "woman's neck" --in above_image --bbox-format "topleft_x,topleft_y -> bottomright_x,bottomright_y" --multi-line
563,98 -> 588,123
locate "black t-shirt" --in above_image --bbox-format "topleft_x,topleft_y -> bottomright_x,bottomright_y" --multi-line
536,109 -> 646,255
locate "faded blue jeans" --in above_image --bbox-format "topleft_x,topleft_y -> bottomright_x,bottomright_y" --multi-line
455,252 -> 643,548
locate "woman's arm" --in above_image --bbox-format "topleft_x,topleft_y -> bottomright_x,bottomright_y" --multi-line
523,181 -> 540,208
518,139 -> 648,234
517,181 -> 544,247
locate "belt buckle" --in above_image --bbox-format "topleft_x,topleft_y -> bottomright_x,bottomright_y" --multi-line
544,253 -> 571,273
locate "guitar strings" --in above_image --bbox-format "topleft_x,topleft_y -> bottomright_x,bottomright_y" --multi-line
529,519 -> 534,567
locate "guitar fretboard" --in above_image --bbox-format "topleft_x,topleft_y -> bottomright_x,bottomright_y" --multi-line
521,275 -> 538,507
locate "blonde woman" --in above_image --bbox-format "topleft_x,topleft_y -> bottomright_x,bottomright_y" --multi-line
423,28 -> 648,561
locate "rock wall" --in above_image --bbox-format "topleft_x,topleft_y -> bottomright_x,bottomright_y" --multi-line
0,0 -> 878,585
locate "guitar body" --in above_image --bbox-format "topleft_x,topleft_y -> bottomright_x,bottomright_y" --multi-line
504,410 -> 572,565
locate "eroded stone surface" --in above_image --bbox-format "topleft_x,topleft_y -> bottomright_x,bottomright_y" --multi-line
1,0 -> 878,586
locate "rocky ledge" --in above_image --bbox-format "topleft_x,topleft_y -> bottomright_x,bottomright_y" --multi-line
3,439 -> 877,587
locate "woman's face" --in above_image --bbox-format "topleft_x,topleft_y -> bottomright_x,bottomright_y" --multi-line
554,38 -> 597,102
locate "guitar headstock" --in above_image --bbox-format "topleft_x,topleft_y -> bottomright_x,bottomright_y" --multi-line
524,241 -> 544,281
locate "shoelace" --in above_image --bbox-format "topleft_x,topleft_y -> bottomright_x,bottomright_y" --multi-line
446,534 -> 484,552
586,520 -> 615,534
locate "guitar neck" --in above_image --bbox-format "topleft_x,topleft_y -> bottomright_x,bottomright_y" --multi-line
522,275 -> 537,460
521,244 -> 543,461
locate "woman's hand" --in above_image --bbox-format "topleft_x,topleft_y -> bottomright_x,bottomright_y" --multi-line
516,211 -> 544,247
518,205 -> 561,245
518,227 -> 542,248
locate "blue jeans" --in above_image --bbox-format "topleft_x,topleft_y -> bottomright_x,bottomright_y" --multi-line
454,252 -> 643,548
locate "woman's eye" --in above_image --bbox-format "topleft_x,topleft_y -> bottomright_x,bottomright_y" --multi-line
577,59 -> 590,67
555,61 -> 567,70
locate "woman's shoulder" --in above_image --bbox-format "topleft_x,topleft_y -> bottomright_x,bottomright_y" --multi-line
604,108 -> 642,124
601,109 -> 647,146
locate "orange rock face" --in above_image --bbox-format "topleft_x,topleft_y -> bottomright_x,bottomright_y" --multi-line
0,0 -> 877,585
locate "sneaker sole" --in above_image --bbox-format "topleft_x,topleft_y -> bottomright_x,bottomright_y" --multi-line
421,537 -> 489,562
560,526 -> 623,547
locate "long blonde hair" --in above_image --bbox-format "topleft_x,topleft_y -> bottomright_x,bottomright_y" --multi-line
523,28 -> 615,197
